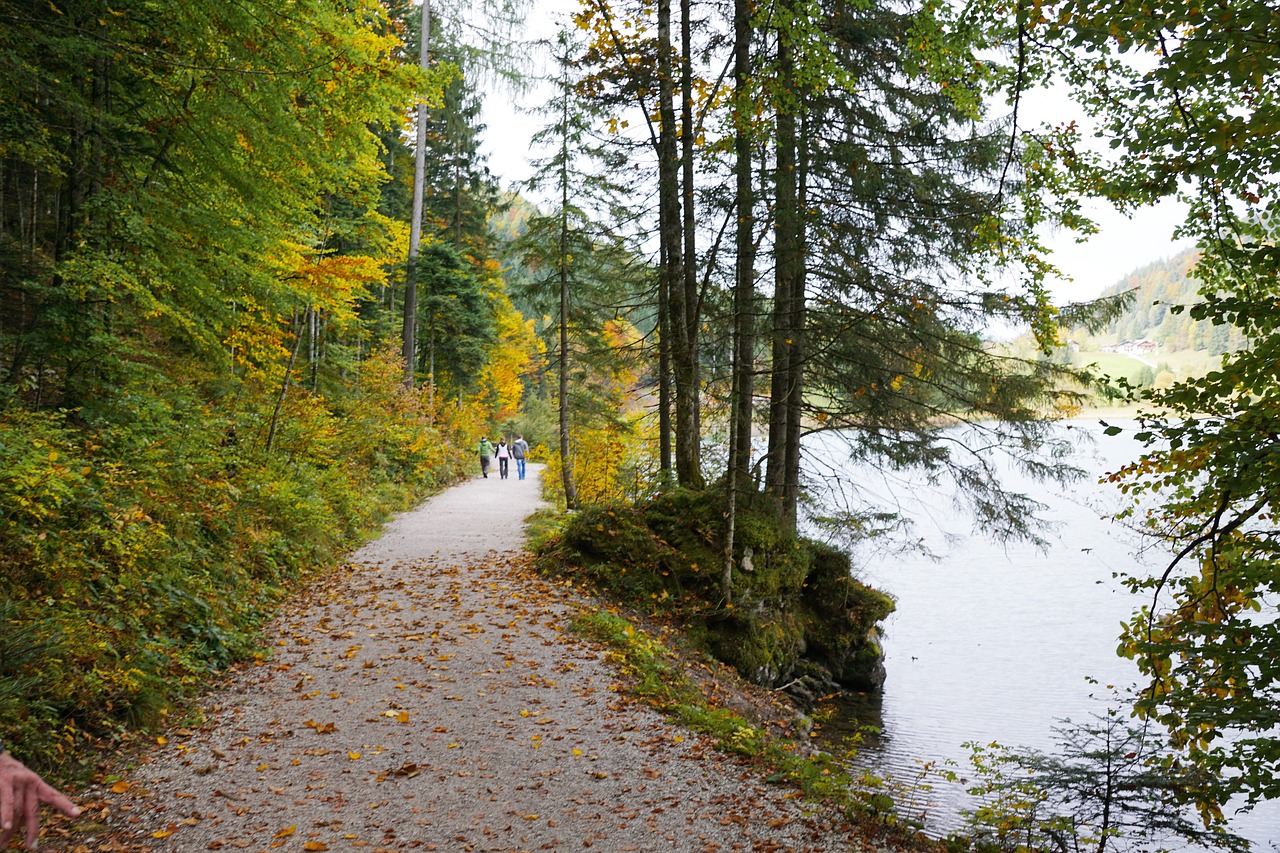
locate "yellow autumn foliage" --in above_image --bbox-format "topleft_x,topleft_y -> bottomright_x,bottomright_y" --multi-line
270,241 -> 386,326
540,317 -> 656,507
478,290 -> 545,423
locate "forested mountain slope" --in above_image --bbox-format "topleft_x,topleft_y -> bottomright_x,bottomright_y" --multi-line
1076,248 -> 1246,354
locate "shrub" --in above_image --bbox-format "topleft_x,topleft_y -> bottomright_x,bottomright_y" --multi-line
0,347 -> 471,779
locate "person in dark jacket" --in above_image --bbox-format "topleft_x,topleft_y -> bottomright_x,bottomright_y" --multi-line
511,434 -> 529,480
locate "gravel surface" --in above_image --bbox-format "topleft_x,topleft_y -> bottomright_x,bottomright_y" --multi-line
56,466 -> 889,852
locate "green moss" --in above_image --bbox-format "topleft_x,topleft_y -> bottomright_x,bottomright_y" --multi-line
536,487 -> 895,692
523,507 -> 568,552
708,609 -> 805,685
542,504 -> 685,600
803,542 -> 894,623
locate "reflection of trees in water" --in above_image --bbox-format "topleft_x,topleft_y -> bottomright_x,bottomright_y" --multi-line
814,691 -> 886,754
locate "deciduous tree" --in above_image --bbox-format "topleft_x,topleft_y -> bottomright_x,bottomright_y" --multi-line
961,0 -> 1280,810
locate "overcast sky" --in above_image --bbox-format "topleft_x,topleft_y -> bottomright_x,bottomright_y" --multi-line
476,1 -> 1191,306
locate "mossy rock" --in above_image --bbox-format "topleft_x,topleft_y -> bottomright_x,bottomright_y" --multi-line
639,488 -> 727,594
538,488 -> 895,694
540,504 -> 688,601
707,608 -> 805,687
802,542 -> 895,624
557,504 -> 667,569
732,538 -> 810,602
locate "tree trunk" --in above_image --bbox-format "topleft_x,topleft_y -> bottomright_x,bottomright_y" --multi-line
266,310 -> 305,453
676,0 -> 703,487
766,8 -> 804,530
428,318 -> 436,398
657,0 -> 686,485
558,72 -> 578,510
658,246 -> 673,477
723,0 -> 756,604
781,108 -> 809,523
309,306 -> 320,390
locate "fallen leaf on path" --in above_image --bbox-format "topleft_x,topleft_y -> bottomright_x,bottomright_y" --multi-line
304,719 -> 337,734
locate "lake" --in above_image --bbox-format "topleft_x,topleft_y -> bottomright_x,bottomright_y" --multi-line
802,421 -> 1280,850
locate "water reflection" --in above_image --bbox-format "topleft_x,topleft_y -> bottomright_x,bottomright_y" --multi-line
801,421 -> 1280,849
819,690 -> 885,751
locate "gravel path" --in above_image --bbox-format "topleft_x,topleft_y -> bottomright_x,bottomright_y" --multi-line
65,466 -> 880,852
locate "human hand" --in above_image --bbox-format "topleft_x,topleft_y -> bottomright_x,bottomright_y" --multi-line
0,752 -> 80,850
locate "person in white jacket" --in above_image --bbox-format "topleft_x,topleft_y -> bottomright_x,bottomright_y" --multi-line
495,439 -> 511,480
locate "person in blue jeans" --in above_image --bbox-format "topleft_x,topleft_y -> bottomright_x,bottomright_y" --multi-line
511,434 -> 529,480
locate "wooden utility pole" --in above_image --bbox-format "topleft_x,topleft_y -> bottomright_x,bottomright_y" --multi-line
403,0 -> 431,387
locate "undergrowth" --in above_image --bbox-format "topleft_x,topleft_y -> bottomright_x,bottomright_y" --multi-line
0,347 -> 477,782
571,608 -> 858,804
568,604 -> 945,853
537,488 -> 895,691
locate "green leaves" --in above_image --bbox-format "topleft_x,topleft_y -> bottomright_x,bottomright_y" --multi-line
0,0 -> 481,780
951,0 -> 1280,811
962,712 -> 1251,851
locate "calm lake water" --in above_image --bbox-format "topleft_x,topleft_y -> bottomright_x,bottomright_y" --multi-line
802,421 -> 1280,850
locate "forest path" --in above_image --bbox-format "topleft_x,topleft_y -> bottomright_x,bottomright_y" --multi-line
68,466 -> 875,852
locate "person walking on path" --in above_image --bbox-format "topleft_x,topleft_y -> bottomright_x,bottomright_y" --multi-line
511,434 -> 529,480
478,437 -> 493,478
495,438 -> 511,479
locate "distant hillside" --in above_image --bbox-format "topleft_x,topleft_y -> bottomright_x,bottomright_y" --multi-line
489,192 -> 537,243
1050,247 -> 1250,390
1073,248 -> 1246,355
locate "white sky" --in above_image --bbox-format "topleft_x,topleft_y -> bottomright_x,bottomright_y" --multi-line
476,0 -> 1192,306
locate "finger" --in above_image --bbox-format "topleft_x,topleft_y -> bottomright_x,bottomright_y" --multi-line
0,824 -> 12,850
23,785 -> 40,850
35,780 -> 79,819
0,776 -> 13,833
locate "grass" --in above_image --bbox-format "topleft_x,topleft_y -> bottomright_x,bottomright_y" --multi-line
1074,348 -> 1222,382
567,605 -> 941,850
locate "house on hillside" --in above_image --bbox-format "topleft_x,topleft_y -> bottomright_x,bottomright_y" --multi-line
1103,338 -> 1158,355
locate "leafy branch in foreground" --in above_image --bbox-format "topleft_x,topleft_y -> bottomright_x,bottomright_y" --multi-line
960,710 -> 1249,853
949,0 -> 1280,811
